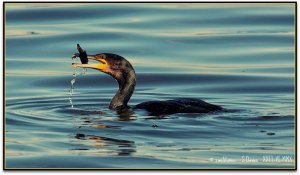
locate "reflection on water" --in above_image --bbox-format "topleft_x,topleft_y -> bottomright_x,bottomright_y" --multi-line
72,133 -> 136,156
5,3 -> 295,168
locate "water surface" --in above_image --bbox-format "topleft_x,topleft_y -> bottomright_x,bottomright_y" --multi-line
5,3 -> 295,169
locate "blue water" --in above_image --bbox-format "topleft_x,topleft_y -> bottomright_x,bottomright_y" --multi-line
4,3 -> 295,169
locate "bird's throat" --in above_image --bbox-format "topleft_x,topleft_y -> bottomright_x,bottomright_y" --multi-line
109,71 -> 136,110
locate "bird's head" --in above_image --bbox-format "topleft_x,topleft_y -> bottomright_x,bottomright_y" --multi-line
72,53 -> 136,85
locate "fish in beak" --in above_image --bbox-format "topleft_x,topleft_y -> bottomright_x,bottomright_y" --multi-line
71,44 -> 108,72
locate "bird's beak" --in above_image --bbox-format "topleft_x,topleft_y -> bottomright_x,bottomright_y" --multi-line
72,55 -> 107,72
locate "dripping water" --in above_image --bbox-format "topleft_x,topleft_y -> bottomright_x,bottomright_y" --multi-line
68,68 -> 76,108
69,56 -> 87,108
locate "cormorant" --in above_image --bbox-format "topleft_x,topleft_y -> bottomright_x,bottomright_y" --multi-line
72,45 -> 223,115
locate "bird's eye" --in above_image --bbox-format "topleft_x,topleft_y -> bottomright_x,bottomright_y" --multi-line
97,54 -> 106,59
114,62 -> 122,69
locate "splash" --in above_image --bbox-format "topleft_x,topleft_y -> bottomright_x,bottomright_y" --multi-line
81,68 -> 87,75
68,68 -> 76,108
68,65 -> 87,108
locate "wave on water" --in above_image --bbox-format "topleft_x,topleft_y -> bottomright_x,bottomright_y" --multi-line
4,3 -> 295,168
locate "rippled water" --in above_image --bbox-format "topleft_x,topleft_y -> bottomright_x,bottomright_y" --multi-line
4,3 -> 295,169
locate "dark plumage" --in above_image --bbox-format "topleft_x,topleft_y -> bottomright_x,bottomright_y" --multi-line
135,98 -> 223,115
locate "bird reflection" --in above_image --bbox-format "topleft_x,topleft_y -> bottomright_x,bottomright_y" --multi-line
69,108 -> 136,156
72,133 -> 136,156
67,107 -> 137,121
117,108 -> 137,121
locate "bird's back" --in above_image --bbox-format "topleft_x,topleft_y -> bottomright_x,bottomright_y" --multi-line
135,98 -> 223,115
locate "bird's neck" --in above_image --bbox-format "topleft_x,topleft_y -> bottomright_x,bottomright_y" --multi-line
109,70 -> 136,110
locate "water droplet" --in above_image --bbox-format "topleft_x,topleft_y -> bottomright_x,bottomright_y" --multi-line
69,68 -> 77,108
81,68 -> 87,75
71,78 -> 76,85
68,66 -> 87,108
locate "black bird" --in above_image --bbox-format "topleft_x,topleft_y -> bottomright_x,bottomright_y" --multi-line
72,46 -> 223,115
